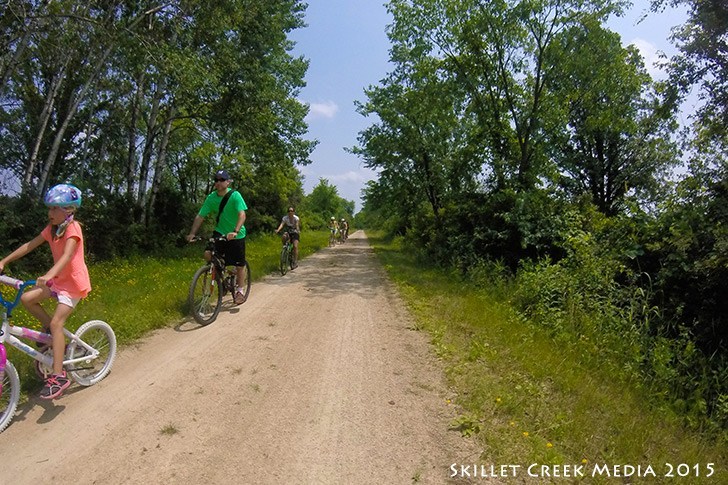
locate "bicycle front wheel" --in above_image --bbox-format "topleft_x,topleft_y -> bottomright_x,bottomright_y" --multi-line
0,360 -> 20,433
290,247 -> 297,269
67,320 -> 117,386
189,264 -> 223,325
279,246 -> 289,275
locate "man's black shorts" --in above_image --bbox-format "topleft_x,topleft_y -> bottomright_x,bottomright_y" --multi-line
212,232 -> 246,266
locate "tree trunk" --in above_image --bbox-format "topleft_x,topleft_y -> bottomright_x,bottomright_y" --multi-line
38,44 -> 114,195
421,151 -> 441,221
126,71 -> 146,197
145,106 -> 176,226
36,5 -> 169,196
136,85 -> 163,219
23,60 -> 67,193
0,29 -> 31,97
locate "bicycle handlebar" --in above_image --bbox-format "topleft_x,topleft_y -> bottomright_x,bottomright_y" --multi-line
0,274 -> 55,315
0,275 -> 53,290
0,274 -> 23,289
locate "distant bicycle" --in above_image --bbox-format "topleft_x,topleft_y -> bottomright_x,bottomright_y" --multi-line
0,275 -> 117,433
188,236 -> 251,325
279,232 -> 297,276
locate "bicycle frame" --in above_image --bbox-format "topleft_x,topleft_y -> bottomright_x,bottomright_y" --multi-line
210,252 -> 235,295
282,232 -> 293,251
0,276 -> 100,372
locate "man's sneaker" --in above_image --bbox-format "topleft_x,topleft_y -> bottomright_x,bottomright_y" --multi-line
233,290 -> 246,305
39,371 -> 71,400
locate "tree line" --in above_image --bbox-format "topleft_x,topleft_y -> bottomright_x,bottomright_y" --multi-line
1,0 -> 353,259
355,0 -> 727,434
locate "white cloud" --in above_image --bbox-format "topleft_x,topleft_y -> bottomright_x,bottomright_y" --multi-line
305,100 -> 339,121
629,38 -> 665,78
327,170 -> 367,183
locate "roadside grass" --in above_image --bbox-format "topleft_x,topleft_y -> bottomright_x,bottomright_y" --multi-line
2,231 -> 330,395
368,232 -> 727,484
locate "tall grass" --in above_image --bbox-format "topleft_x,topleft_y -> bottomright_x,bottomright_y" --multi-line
368,232 -> 727,484
1,231 -> 330,394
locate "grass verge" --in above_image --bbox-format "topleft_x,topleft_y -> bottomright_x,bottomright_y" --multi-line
368,232 -> 726,484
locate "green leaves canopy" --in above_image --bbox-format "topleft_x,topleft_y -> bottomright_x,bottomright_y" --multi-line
0,0 -> 315,234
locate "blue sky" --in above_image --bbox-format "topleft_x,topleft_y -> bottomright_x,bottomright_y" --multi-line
291,1 -> 691,211
290,1 -> 392,211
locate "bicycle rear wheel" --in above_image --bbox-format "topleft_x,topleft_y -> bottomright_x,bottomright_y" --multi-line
0,360 -> 20,433
237,261 -> 251,302
279,246 -> 289,275
67,320 -> 117,386
189,263 -> 223,325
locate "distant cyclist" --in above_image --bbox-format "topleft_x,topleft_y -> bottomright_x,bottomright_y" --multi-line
340,218 -> 349,242
328,217 -> 339,246
275,206 -> 300,267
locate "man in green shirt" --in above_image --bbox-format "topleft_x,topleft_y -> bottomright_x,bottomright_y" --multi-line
186,169 -> 248,304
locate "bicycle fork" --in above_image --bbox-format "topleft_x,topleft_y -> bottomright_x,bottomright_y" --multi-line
0,317 -> 8,397
0,343 -> 7,396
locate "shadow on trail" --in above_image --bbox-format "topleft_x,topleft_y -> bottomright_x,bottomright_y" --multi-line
174,293 -> 244,332
265,234 -> 385,301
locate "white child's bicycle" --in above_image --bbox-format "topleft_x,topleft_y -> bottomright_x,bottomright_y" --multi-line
0,275 -> 117,433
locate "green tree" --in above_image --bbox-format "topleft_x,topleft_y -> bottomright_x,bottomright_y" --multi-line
646,0 -> 728,354
653,0 -> 728,140
303,178 -> 354,229
0,0 -> 315,256
354,54 -> 471,225
388,0 -> 625,193
549,21 -> 678,215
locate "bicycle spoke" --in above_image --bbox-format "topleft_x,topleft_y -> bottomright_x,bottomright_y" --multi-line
189,264 -> 223,325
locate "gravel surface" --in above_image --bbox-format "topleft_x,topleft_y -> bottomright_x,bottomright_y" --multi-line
0,231 -> 480,484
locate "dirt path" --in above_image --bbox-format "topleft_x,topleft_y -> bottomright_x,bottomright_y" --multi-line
0,231 -> 480,484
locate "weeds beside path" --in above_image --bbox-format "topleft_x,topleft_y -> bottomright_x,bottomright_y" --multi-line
368,233 -> 727,484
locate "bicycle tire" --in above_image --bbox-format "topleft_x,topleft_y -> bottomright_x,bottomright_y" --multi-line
189,263 -> 223,325
279,246 -> 289,275
0,360 -> 20,433
290,247 -> 297,269
67,320 -> 117,386
237,261 -> 251,303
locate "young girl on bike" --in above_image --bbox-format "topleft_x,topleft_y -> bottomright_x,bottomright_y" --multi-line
0,184 -> 90,399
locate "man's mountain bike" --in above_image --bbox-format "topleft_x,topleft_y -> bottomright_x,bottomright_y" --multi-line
188,237 -> 251,325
